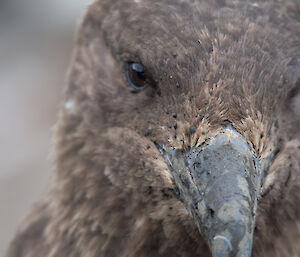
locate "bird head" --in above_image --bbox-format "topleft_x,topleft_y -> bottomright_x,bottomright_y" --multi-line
53,1 -> 300,256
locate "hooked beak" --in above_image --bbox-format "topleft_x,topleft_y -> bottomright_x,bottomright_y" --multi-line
159,126 -> 262,257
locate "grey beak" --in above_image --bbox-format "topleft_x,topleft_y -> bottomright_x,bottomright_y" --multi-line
160,126 -> 262,257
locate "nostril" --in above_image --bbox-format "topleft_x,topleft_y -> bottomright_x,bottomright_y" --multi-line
209,208 -> 215,218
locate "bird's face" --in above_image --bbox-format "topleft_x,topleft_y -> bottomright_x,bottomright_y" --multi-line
57,0 -> 300,256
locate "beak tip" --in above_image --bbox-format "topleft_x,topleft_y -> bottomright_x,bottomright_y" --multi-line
211,235 -> 232,257
210,233 -> 253,257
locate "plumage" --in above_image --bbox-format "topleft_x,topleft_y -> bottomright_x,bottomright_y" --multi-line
6,0 -> 300,256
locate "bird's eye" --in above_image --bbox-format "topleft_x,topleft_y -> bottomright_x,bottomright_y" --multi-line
125,62 -> 148,92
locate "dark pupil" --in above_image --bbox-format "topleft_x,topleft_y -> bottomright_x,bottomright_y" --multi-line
129,63 -> 146,88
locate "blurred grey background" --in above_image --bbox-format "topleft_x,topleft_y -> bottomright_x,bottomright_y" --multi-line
0,0 -> 90,254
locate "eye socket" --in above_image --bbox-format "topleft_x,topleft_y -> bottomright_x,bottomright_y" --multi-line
125,62 -> 149,92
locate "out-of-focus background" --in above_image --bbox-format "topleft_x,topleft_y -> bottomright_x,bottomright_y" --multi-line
0,0 -> 90,254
